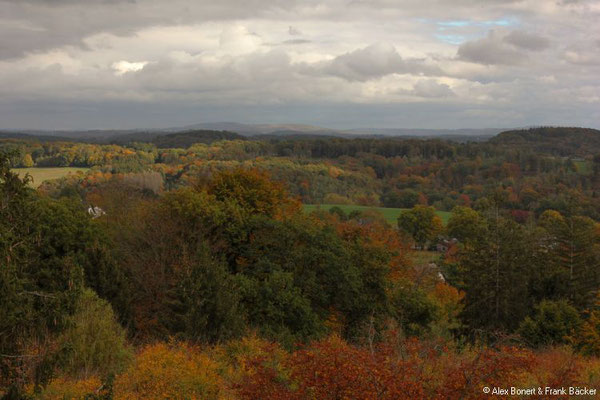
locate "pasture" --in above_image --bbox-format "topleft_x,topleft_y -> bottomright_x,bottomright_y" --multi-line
12,167 -> 89,187
303,204 -> 451,225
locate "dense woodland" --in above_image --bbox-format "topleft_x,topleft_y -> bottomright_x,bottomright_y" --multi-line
2,127 -> 600,399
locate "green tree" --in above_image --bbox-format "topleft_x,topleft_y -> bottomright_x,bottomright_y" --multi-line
456,213 -> 533,333
577,301 -> 600,356
517,300 -> 582,347
397,205 -> 443,248
390,286 -> 438,336
175,246 -> 245,344
234,215 -> 391,345
58,289 -> 132,379
446,206 -> 485,243
539,210 -> 600,308
0,153 -> 84,394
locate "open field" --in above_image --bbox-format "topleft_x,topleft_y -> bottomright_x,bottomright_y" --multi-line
12,167 -> 89,187
412,250 -> 440,266
303,204 -> 451,225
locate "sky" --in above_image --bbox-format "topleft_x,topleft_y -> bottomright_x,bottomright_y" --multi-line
1,0 -> 599,130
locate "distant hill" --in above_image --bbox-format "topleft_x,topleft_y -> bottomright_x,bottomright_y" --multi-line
175,122 -> 343,136
1,123 -> 510,143
346,127 -> 505,139
490,127 -> 600,156
151,130 -> 246,148
0,131 -> 73,142
1,129 -> 146,142
254,131 -> 341,141
177,123 -> 505,139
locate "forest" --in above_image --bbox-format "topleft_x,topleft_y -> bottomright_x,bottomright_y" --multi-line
2,126 -> 600,399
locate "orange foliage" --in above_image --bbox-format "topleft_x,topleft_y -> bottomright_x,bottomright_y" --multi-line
28,377 -> 102,400
235,334 -> 541,400
428,282 -> 465,331
521,347 -> 588,398
27,335 -> 600,400
283,335 -> 428,400
113,342 -> 226,400
209,168 -> 301,219
332,218 -> 412,281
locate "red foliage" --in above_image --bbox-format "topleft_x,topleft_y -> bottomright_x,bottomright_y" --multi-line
510,209 -> 531,223
235,334 -> 539,400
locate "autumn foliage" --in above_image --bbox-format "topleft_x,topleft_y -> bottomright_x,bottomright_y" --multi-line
32,333 -> 600,400
113,342 -> 226,400
4,139 -> 600,399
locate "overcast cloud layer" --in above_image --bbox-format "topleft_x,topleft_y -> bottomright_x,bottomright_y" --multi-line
1,0 -> 599,130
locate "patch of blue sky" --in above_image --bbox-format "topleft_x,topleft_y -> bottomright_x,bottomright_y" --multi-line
437,20 -> 471,27
435,34 -> 467,45
480,18 -> 517,26
431,18 -> 519,44
435,18 -> 518,28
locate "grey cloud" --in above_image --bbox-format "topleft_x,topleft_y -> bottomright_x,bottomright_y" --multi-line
503,30 -> 550,50
0,0 -> 551,60
0,0 -> 302,59
0,0 -> 598,130
457,31 -> 527,65
3,0 -> 135,3
324,43 -> 442,81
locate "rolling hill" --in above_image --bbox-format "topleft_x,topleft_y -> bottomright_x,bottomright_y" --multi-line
489,127 -> 600,156
150,130 -> 246,148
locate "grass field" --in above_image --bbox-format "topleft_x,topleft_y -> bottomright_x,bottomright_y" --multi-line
303,204 -> 451,225
12,167 -> 89,187
412,250 -> 440,266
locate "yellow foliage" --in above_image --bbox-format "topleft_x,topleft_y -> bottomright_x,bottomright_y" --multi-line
114,342 -> 226,400
216,334 -> 287,385
328,166 -> 343,178
27,377 -> 101,399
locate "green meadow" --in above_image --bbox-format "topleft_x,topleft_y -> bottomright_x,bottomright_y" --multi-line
12,167 -> 89,188
303,204 -> 451,225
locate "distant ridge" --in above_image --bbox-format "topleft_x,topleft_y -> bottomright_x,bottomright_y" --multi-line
345,127 -> 505,138
1,123 -> 509,143
490,126 -> 600,156
8,124 -> 599,147
175,123 -> 506,139
0,131 -> 72,142
151,130 -> 245,148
